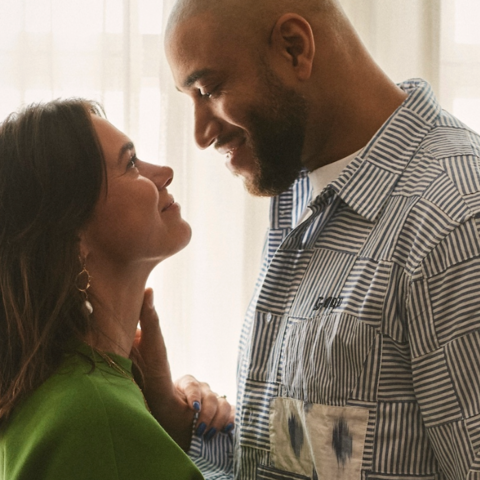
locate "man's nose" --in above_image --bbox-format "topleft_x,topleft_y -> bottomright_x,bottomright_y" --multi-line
194,104 -> 221,150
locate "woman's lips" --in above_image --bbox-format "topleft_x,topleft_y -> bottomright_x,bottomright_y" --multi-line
161,196 -> 176,212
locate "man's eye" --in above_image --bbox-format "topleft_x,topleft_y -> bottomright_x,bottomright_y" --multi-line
198,85 -> 217,98
127,154 -> 138,169
199,89 -> 212,98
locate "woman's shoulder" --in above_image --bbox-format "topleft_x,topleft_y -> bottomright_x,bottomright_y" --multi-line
0,350 -> 203,480
5,351 -> 125,433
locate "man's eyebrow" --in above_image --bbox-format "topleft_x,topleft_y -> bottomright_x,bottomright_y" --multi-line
117,141 -> 135,164
181,69 -> 214,89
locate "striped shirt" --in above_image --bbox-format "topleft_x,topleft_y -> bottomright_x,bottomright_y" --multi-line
234,79 -> 480,479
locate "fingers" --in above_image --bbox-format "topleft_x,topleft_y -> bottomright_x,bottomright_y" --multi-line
196,394 -> 234,441
139,288 -> 160,335
175,375 -> 203,413
175,376 -> 234,440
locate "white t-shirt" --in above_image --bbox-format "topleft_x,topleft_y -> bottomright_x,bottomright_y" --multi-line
297,149 -> 361,226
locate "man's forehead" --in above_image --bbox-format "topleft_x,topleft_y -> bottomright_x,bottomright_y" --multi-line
166,15 -> 244,81
167,11 -> 221,46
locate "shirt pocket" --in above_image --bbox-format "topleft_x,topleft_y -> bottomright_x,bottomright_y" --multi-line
269,398 -> 369,479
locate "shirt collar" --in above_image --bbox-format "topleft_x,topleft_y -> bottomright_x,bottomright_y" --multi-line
308,149 -> 360,200
319,79 -> 442,221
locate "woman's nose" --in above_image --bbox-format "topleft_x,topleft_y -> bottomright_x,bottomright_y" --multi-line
142,163 -> 173,189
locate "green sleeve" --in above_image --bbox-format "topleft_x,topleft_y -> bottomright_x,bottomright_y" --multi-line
1,359 -> 203,480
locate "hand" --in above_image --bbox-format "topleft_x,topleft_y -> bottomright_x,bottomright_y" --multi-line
132,288 -> 194,450
175,375 -> 235,440
132,289 -> 234,450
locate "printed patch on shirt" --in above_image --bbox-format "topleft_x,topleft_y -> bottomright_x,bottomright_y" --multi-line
270,398 -> 369,479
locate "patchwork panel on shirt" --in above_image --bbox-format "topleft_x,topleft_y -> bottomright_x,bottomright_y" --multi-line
348,334 -> 382,404
464,190 -> 480,213
377,336 -> 416,402
256,465 -> 311,480
427,420 -> 474,478
428,255 -> 480,347
444,330 -> 480,419
439,154 -> 480,196
424,124 -> 479,161
256,250 -> 314,316
248,311 -> 287,382
366,108 -> 432,174
411,348 -> 462,428
365,474 -> 439,480
340,160 -> 398,222
373,401 -> 437,475
423,169 -> 470,222
359,195 -> 418,264
393,198 -> 457,276
280,314 -> 377,405
238,379 -> 279,451
392,150 -> 443,198
269,398 -> 369,479
421,217 -> 480,279
407,277 -> 439,359
289,249 -> 356,319
381,263 -> 409,343
341,258 -> 392,328
466,414 -> 480,456
282,192 -> 339,252
314,201 -> 373,254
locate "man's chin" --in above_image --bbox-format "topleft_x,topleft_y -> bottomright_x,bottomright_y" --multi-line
225,162 -> 270,197
227,151 -> 301,197
242,173 -> 294,198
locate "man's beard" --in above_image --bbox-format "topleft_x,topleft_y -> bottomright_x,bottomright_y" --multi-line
244,68 -> 308,197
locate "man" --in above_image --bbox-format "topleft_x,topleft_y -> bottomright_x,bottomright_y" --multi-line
166,0 -> 480,478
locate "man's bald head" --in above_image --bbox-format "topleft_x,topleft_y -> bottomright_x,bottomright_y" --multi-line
165,0 -> 404,186
165,0 -> 341,46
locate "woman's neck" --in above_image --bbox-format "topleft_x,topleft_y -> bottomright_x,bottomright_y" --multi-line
83,264 -> 151,358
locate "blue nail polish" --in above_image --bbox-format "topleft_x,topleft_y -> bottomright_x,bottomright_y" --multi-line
223,423 -> 234,433
196,422 -> 207,437
193,401 -> 201,412
205,428 -> 217,441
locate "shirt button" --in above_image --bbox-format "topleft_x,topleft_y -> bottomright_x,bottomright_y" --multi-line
266,313 -> 273,323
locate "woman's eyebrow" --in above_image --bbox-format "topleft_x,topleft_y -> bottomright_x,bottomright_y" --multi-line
117,141 -> 135,164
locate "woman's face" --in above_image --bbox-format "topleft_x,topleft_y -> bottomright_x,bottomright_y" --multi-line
83,115 -> 191,268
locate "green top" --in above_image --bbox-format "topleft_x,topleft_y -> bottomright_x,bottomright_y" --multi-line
0,344 -> 204,480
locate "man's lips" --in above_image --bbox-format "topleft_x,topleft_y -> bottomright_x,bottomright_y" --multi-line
215,137 -> 246,156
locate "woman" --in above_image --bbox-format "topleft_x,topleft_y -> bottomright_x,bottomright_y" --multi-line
0,99 -> 233,479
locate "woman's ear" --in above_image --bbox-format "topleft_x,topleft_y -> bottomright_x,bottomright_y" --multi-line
78,230 -> 91,261
270,13 -> 315,81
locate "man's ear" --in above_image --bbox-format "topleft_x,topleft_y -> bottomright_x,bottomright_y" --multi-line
270,13 -> 315,81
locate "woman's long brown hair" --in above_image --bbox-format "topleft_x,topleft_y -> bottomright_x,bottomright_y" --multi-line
0,99 -> 106,423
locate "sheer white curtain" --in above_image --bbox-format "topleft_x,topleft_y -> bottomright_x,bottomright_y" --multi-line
0,0 -> 479,400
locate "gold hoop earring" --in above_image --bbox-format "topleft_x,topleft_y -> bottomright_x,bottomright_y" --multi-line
76,261 -> 93,315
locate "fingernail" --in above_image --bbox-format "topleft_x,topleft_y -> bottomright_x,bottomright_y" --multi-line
193,401 -> 201,412
205,428 -> 217,441
196,422 -> 207,437
148,290 -> 154,307
222,423 -> 234,434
